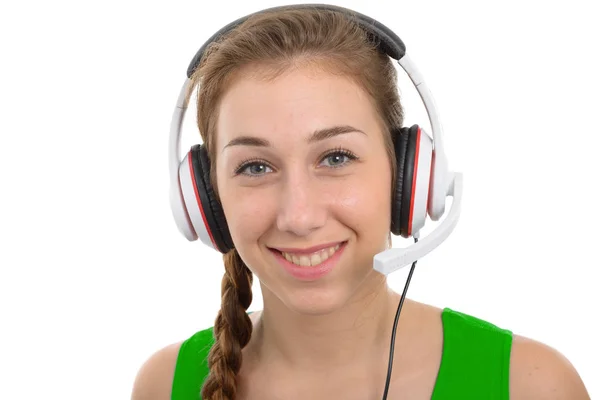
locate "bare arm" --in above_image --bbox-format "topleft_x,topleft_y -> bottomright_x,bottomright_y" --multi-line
510,335 -> 590,399
130,342 -> 182,400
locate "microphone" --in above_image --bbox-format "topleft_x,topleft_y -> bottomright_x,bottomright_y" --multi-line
373,172 -> 463,275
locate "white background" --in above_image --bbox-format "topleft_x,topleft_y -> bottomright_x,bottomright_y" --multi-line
0,0 -> 598,398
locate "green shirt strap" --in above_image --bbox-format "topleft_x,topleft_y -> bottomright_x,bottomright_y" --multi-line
431,307 -> 513,399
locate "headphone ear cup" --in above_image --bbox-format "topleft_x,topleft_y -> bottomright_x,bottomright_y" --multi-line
398,125 -> 433,238
391,128 -> 409,236
399,126 -> 418,237
189,145 -> 234,253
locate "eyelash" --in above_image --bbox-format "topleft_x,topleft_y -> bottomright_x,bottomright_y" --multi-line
233,147 -> 359,177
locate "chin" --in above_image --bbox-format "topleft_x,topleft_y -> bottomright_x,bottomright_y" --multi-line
271,285 -> 351,316
267,272 -> 376,317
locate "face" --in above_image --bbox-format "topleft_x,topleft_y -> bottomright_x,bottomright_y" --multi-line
214,65 -> 392,315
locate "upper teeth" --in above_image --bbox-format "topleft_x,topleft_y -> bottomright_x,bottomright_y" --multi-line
281,244 -> 341,267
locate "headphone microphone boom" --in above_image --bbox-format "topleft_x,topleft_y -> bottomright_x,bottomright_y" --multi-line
372,53 -> 463,275
168,4 -> 463,275
373,174 -> 462,275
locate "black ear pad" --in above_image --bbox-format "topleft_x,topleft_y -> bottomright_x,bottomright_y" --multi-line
399,125 -> 419,237
391,128 -> 409,236
190,144 -> 234,253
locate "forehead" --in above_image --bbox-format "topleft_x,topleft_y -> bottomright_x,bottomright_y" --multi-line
215,65 -> 382,149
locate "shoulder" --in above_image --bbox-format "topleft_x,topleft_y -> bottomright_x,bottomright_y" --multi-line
130,324 -> 221,400
434,307 -> 589,399
130,313 -> 258,399
509,334 -> 590,399
130,341 -> 183,400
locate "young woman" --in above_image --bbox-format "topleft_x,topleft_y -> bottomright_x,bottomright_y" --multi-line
132,5 -> 590,399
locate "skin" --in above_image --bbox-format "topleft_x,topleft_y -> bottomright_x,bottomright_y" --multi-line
131,65 -> 590,399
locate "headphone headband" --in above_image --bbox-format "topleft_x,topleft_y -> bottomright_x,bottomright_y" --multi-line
186,4 -> 406,79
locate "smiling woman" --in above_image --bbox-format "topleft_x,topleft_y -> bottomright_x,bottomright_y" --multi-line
131,4 -> 590,400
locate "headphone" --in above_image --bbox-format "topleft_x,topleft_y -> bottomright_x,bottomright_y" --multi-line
169,4 -> 463,276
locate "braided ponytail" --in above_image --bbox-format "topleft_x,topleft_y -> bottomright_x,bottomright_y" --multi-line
201,250 -> 253,399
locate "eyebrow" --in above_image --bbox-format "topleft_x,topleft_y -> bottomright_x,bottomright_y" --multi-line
222,125 -> 366,152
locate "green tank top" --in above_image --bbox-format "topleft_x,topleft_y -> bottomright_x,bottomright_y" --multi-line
172,308 -> 512,399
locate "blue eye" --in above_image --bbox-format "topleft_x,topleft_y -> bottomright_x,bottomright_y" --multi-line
234,148 -> 358,178
236,161 -> 273,177
319,149 -> 358,168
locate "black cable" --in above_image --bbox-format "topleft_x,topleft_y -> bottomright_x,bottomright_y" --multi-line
381,237 -> 418,400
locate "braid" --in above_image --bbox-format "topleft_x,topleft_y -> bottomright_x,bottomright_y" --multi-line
201,249 -> 254,400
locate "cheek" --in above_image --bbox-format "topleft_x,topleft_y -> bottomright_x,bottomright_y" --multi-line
338,186 -> 391,239
334,166 -> 392,231
220,185 -> 276,246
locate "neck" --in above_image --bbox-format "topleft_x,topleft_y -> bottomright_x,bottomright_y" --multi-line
250,273 -> 406,371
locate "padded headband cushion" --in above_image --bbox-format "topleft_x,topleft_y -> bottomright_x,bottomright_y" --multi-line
190,145 -> 233,252
186,4 -> 406,78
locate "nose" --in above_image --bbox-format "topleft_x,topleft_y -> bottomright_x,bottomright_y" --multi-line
276,171 -> 327,237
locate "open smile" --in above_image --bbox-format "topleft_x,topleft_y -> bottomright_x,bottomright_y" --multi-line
268,241 -> 348,281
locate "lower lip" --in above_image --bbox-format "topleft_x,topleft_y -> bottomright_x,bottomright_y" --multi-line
270,242 -> 347,281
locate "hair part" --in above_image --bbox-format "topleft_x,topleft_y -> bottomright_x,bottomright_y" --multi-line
191,7 -> 404,399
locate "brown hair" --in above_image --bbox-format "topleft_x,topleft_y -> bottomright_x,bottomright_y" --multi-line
189,7 -> 404,399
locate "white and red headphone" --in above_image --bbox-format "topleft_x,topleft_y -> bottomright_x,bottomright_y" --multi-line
168,4 -> 463,276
